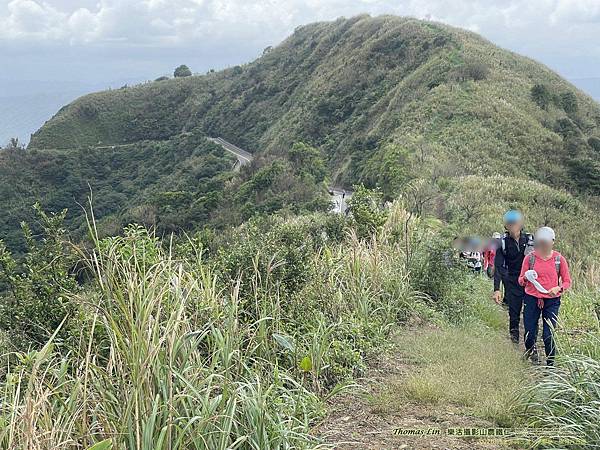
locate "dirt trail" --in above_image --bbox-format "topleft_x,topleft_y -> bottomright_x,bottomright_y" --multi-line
315,332 -> 509,449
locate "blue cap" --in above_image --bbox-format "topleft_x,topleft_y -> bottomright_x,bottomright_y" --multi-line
503,210 -> 523,224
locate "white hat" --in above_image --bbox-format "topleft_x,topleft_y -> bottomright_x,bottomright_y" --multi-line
535,226 -> 555,243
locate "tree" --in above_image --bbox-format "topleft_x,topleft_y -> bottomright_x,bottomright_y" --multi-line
531,84 -> 552,109
174,65 -> 192,78
3,137 -> 24,151
289,142 -> 327,182
348,185 -> 388,239
560,91 -> 578,114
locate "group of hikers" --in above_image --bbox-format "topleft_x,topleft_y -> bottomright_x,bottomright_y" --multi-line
456,210 -> 572,366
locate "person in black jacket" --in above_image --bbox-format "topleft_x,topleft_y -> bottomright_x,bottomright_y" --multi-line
493,210 -> 534,344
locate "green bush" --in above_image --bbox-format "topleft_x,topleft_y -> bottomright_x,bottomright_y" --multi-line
454,60 -> 489,81
0,205 -> 79,348
531,83 -> 552,109
588,136 -> 600,152
555,117 -> 582,139
173,64 -> 192,77
560,91 -> 578,114
348,185 -> 388,239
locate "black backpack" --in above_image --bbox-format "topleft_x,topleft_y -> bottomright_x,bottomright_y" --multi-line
500,233 -> 534,268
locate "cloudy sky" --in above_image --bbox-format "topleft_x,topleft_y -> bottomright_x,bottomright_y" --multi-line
1,0 -> 599,143
1,0 -> 600,84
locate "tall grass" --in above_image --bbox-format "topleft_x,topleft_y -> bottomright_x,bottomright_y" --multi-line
7,200 -> 599,448
0,208 -> 427,449
0,229 -> 325,449
518,332 -> 600,448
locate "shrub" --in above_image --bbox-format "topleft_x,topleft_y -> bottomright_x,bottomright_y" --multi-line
348,185 -> 388,239
455,60 -> 489,82
174,64 -> 192,77
0,205 -> 79,348
588,136 -> 600,152
568,158 -> 600,194
560,91 -> 578,114
554,117 -> 582,139
531,83 -> 552,109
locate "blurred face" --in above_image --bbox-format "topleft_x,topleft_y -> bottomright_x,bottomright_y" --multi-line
535,239 -> 554,254
505,220 -> 523,235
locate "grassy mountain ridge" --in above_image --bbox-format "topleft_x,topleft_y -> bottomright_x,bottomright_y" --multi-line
3,17 -> 600,448
30,16 -> 600,191
6,14 -> 600,251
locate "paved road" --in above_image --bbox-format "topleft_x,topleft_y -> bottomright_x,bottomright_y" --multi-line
32,136 -> 255,170
329,188 -> 352,214
207,137 -> 253,170
208,137 -> 352,214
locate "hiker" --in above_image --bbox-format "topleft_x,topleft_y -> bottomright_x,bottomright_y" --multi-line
460,237 -> 483,273
465,249 -> 483,273
483,232 -> 502,278
493,210 -> 534,344
518,227 -> 571,365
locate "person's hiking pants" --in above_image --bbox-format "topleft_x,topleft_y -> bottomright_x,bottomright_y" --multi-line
523,294 -> 561,365
503,277 -> 524,344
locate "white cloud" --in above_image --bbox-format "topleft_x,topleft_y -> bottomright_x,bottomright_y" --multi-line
0,0 -> 599,80
1,0 -> 68,40
0,0 -> 312,45
67,8 -> 100,43
551,0 -> 600,24
0,0 -> 565,46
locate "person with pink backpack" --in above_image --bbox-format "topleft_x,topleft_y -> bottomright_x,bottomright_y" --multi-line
518,226 -> 572,365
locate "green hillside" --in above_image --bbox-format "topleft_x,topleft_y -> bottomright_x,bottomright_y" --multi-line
3,15 -> 600,449
1,14 -> 598,251
0,135 -> 234,250
30,15 -> 600,194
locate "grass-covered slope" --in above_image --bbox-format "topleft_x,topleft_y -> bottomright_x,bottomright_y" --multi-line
443,175 -> 600,265
7,14 -> 600,251
0,135 -> 234,250
30,15 -> 600,195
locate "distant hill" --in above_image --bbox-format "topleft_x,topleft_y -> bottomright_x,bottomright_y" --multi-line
31,16 -> 600,191
0,91 -> 86,146
0,134 -> 236,250
0,79 -> 142,146
4,15 -> 600,249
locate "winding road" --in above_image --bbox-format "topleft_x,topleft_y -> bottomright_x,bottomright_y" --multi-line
35,135 -> 352,214
207,137 -> 253,170
208,136 -> 351,213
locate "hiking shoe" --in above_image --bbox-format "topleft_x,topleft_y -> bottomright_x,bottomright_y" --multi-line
524,348 -> 540,365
